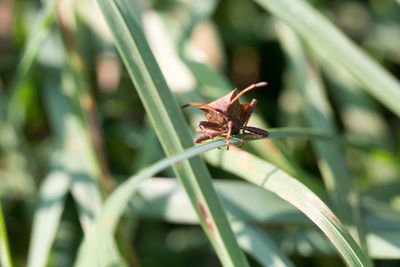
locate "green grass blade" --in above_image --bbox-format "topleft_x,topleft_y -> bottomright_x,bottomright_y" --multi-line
276,22 -> 365,249
322,61 -> 393,147
93,0 -> 248,265
74,128 -> 375,266
131,178 -> 400,259
275,229 -> 400,259
0,203 -> 13,267
255,0 -> 400,117
74,137 -> 242,267
45,64 -> 124,265
132,178 -> 308,225
204,147 -> 372,266
232,222 -> 295,267
7,0 -> 60,126
34,32 -> 124,265
27,164 -> 70,267
131,178 -> 400,232
75,136 -> 293,267
268,127 -> 385,152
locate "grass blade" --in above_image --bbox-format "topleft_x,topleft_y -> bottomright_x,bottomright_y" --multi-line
275,229 -> 400,259
275,22 -> 365,248
74,137 -> 243,267
232,222 -> 295,267
140,9 -> 318,194
75,127 -> 375,266
7,0 -> 60,126
75,136 -> 293,267
204,147 -> 372,266
93,0 -> 248,265
131,178 -> 400,259
322,61 -> 393,147
132,178 -> 307,225
0,203 -> 12,267
46,65 -> 124,265
27,164 -> 70,267
32,33 -> 124,265
255,0 -> 400,117
131,178 -> 400,230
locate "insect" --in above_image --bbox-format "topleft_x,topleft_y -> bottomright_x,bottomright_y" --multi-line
181,82 -> 270,150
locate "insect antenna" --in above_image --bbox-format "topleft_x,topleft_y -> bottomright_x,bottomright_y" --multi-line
181,102 -> 223,113
229,82 -> 268,106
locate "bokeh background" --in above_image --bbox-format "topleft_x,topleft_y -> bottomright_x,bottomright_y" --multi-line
1,0 -> 400,266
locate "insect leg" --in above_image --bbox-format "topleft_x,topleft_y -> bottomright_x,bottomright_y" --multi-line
240,126 -> 269,137
198,121 -> 223,129
195,129 -> 225,143
240,135 -> 245,148
195,134 -> 211,143
226,121 -> 233,150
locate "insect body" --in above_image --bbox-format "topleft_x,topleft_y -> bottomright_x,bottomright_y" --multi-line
181,82 -> 270,150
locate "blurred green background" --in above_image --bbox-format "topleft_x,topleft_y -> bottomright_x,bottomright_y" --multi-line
1,0 -> 400,266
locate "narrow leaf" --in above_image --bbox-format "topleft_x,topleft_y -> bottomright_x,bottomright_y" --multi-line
0,203 -> 12,267
255,0 -> 400,117
74,137 -> 241,267
27,164 -> 70,267
232,222 -> 295,267
276,21 -> 365,249
8,0 -> 60,125
204,147 -> 372,266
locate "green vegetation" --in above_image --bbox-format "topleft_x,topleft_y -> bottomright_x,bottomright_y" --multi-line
1,0 -> 400,266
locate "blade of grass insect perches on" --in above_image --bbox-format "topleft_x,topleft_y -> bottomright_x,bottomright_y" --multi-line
203,147 -> 372,267
75,128 -> 383,267
128,127 -> 388,221
254,0 -> 400,118
0,203 -> 12,267
7,0 -> 60,127
91,0 -> 248,266
276,22 -> 366,250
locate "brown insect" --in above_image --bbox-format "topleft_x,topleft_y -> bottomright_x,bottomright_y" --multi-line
181,82 -> 270,150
